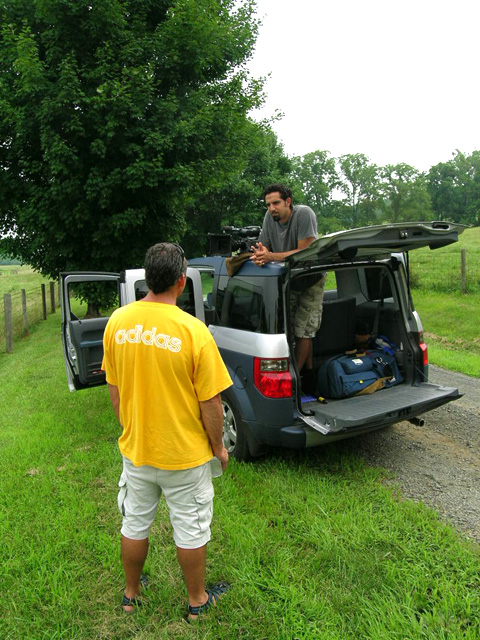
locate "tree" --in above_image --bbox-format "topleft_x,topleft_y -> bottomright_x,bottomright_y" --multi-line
290,150 -> 340,219
449,150 -> 480,227
427,158 -> 459,222
338,154 -> 380,228
380,163 -> 431,223
0,0 -> 263,285
428,150 -> 480,226
181,123 -> 292,256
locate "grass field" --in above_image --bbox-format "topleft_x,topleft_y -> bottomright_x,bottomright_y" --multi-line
408,225 -> 480,377
409,225 -> 480,294
0,264 -> 49,296
1,312 -> 479,639
411,290 -> 479,376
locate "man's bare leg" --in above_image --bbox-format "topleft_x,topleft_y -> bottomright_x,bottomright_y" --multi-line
295,337 -> 313,371
296,337 -> 316,394
121,535 -> 149,612
177,545 -> 209,619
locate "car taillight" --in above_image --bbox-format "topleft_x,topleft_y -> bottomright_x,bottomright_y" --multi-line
254,357 -> 292,398
418,332 -> 428,366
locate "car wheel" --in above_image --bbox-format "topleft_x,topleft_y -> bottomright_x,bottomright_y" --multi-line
221,395 -> 252,462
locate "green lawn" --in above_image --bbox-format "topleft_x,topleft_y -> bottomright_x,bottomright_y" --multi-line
0,264 -> 49,296
1,312 -> 479,639
412,290 -> 480,377
409,225 -> 480,294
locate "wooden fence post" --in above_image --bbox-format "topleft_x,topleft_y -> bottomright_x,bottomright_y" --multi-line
22,289 -> 29,335
41,284 -> 47,320
4,293 -> 13,353
461,249 -> 466,294
50,281 -> 56,313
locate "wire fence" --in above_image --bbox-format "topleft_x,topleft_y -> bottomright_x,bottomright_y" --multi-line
1,282 -> 59,353
409,246 -> 480,294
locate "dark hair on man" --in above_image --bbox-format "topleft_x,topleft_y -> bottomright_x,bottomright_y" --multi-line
262,183 -> 293,209
144,243 -> 187,294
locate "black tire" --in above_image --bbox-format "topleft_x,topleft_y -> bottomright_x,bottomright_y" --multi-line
221,394 -> 253,462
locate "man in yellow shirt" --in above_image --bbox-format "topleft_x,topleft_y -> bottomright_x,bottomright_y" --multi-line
102,242 -> 232,620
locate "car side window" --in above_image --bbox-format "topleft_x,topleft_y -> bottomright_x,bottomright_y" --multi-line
133,277 -> 196,316
177,278 -> 196,315
220,278 -> 266,332
134,279 -> 148,300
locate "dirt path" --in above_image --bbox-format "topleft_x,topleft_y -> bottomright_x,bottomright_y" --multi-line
343,366 -> 480,545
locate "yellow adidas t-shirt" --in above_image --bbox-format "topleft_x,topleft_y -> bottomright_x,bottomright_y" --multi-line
102,301 -> 232,470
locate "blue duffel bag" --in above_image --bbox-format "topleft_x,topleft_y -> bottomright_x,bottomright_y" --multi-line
316,349 -> 403,399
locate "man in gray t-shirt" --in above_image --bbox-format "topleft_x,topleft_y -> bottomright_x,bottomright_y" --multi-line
258,202 -> 318,254
250,183 -> 325,395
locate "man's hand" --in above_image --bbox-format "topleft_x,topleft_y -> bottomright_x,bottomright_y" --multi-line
250,237 -> 316,266
214,445 -> 229,471
250,242 -> 271,266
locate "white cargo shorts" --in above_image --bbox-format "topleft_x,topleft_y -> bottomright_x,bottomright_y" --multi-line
117,457 -> 214,549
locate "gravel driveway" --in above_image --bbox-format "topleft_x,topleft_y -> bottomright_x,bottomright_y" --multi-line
343,366 -> 480,545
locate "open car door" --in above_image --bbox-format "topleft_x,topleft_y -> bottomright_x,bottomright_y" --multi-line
60,268 -> 204,391
60,272 -> 122,391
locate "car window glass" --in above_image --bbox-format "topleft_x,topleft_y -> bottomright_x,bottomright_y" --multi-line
197,269 -> 215,307
133,277 -> 196,316
134,279 -> 148,300
177,278 -> 196,315
220,279 -> 266,332
67,280 -> 119,319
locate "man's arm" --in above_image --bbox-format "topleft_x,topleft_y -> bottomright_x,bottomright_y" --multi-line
251,237 -> 315,265
107,382 -> 121,424
199,393 -> 229,471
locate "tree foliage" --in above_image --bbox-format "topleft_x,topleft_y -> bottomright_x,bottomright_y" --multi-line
428,150 -> 480,226
0,0 -> 264,276
380,163 -> 431,223
181,123 -> 291,256
337,154 -> 379,227
290,150 -> 339,217
284,150 -> 478,229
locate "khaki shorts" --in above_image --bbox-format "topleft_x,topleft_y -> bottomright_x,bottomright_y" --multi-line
290,277 -> 326,339
118,457 -> 214,549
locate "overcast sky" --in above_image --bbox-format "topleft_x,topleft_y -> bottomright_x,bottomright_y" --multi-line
247,0 -> 479,172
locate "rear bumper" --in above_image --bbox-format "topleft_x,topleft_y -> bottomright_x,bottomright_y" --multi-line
244,418 -> 360,450
278,422 -> 397,449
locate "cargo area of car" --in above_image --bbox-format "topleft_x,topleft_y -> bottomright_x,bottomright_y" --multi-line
302,263 -> 412,382
289,261 -> 461,436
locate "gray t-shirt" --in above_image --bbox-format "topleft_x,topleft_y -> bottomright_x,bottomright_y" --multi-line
258,204 -> 318,253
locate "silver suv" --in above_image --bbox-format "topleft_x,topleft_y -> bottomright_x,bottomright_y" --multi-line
60,222 -> 464,461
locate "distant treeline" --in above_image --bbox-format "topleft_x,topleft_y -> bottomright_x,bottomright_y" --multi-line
286,149 -> 480,235
181,149 -> 479,256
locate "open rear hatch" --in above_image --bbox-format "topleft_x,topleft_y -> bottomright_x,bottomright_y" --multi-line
287,221 -> 466,267
286,222 -> 466,436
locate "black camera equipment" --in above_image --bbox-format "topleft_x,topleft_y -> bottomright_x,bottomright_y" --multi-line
208,226 -> 261,256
